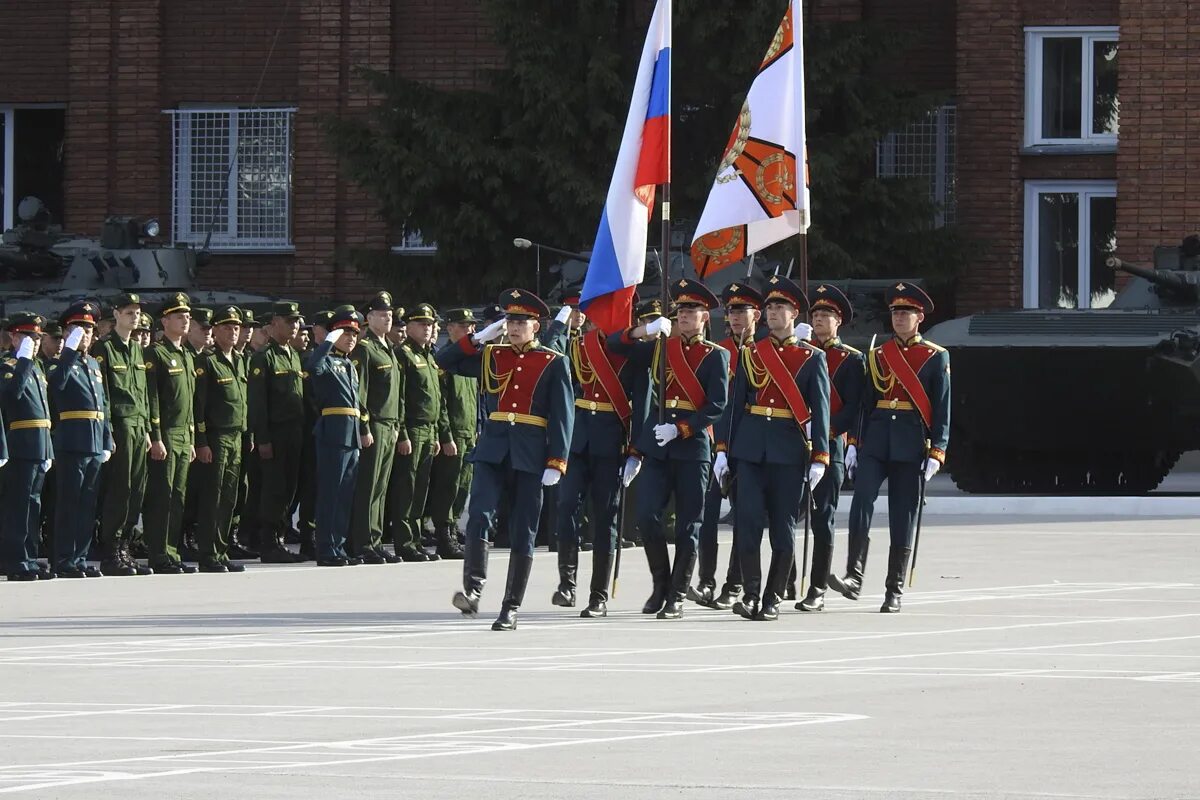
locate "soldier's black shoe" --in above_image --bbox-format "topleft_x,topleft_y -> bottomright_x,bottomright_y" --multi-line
133,562 -> 154,576
357,549 -> 387,565
759,597 -> 780,621
492,553 -> 532,631
880,592 -> 901,613
551,588 -> 576,608
57,567 -> 87,579
152,561 -> 183,575
579,541 -> 593,552
283,527 -> 302,545
227,541 -> 258,560
260,544 -> 300,564
620,538 -> 635,549
398,548 -> 431,563
100,559 -> 137,577
435,526 -> 465,560
375,545 -> 402,564
713,586 -> 739,610
656,597 -> 684,620
8,572 -> 38,582
733,598 -> 760,620
424,550 -> 441,562
797,586 -> 826,612
37,563 -> 55,580
344,555 -> 364,566
178,562 -> 198,574
552,545 -> 578,608
452,590 -> 480,617
642,540 -> 671,614
880,546 -> 910,614
580,600 -> 607,618
317,557 -> 349,567
687,584 -> 715,608
491,606 -> 518,631
82,565 -> 104,578
222,560 -> 247,573
199,561 -> 229,574
827,573 -> 862,601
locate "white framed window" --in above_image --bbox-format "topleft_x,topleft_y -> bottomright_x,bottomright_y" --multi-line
389,222 -> 437,254
1025,27 -> 1119,148
1023,180 -> 1117,309
165,107 -> 295,252
876,103 -> 957,226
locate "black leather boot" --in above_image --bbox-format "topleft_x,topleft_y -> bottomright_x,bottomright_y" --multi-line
581,548 -> 612,618
828,537 -> 869,601
435,524 -> 465,560
689,531 -> 718,606
881,546 -> 911,613
658,542 -> 697,620
759,553 -> 789,621
492,553 -> 533,631
227,527 -> 259,560
641,539 -> 671,614
732,543 -> 761,620
453,536 -> 489,617
798,535 -> 833,611
551,544 -> 578,607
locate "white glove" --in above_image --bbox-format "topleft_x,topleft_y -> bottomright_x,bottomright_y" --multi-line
41,459 -> 53,472
654,423 -> 679,447
804,421 -> 811,439
646,317 -> 672,338
808,461 -> 827,486
713,452 -> 729,485
325,328 -> 345,347
924,457 -> 941,482
793,322 -> 813,340
101,450 -> 112,464
622,456 -> 641,487
0,458 -> 8,469
845,444 -> 858,473
63,326 -> 84,351
541,468 -> 562,487
15,337 -> 35,360
475,318 -> 506,343
554,306 -> 572,324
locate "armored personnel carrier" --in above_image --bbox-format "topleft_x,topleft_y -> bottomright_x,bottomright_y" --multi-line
926,236 -> 1200,494
0,196 -> 276,319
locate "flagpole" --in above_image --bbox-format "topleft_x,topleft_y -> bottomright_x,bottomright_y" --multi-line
657,0 -> 671,427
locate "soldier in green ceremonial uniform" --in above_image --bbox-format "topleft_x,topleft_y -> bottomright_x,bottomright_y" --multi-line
248,301 -> 307,563
143,293 -> 198,574
227,308 -> 261,558
388,303 -> 451,562
92,293 -> 153,576
349,293 -> 404,564
193,306 -> 249,573
180,307 -> 213,561
426,308 -> 478,558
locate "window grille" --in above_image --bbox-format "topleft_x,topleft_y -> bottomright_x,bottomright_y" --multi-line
390,222 -> 437,254
166,108 -> 295,251
876,104 -> 957,227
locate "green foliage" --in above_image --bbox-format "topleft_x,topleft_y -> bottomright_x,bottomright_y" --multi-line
323,1 -> 967,305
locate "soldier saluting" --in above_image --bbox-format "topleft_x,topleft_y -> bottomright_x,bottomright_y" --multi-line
438,289 -> 573,631
831,283 -> 950,613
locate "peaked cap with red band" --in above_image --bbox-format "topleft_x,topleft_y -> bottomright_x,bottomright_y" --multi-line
885,282 -> 935,314
810,283 -> 854,323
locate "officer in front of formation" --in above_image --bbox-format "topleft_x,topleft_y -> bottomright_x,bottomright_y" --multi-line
0,313 -> 54,581
426,307 -> 479,556
715,276 -> 830,621
831,282 -> 950,613
609,279 -> 730,620
795,283 -> 866,612
691,282 -> 762,610
46,301 -> 114,578
309,305 -> 373,566
439,289 -> 574,631
193,306 -> 250,573
348,293 -> 403,564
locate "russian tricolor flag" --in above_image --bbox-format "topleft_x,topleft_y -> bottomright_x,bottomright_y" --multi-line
580,0 -> 671,335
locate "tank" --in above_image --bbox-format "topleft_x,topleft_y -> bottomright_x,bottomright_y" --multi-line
0,196 -> 278,320
925,236 -> 1200,494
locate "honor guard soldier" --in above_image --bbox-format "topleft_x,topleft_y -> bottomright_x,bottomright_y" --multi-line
552,303 -> 646,618
36,323 -> 63,560
92,292 -> 152,576
349,293 -> 404,564
47,301 -> 114,577
0,314 -> 54,581
438,289 -> 573,631
310,306 -> 373,566
690,282 -> 762,610
426,307 -> 479,558
831,283 -> 949,613
193,306 -> 250,572
144,293 -> 199,574
609,279 -> 730,620
794,283 -> 865,611
389,303 -> 452,562
248,300 -> 308,563
714,276 -> 830,620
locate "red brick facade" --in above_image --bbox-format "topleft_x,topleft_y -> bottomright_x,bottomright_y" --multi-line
0,1 -> 1192,310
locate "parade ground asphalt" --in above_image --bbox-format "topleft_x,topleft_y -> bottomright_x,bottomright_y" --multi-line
0,511 -> 1197,799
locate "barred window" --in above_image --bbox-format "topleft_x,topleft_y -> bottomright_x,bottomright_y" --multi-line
876,104 -> 957,227
166,108 -> 294,251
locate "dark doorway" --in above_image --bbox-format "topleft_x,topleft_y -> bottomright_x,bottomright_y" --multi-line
11,108 -> 66,226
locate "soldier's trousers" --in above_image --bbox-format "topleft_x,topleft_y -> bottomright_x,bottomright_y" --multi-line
99,420 -> 148,550
53,452 -> 103,571
427,435 -> 473,526
698,468 -> 741,591
297,415 -> 318,537
232,431 -> 257,543
349,419 -> 398,554
556,452 -> 621,555
465,459 -> 542,556
812,458 -> 845,549
197,430 -> 243,563
388,423 -> 437,555
257,422 -> 303,535
144,431 -> 193,565
734,458 -> 807,602
316,443 -> 360,559
1,459 -> 47,574
847,454 -> 922,559
634,457 -> 709,552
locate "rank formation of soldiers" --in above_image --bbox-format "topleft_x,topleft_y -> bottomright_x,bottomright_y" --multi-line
0,280 -> 949,631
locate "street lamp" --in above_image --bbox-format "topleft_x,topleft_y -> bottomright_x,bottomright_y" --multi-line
513,238 -> 588,296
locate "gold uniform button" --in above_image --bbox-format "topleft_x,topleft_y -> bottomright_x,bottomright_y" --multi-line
889,399 -> 897,409
765,407 -> 773,417
588,401 -> 596,410
507,412 -> 516,423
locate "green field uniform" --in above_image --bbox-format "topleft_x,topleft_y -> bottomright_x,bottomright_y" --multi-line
194,335 -> 248,567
